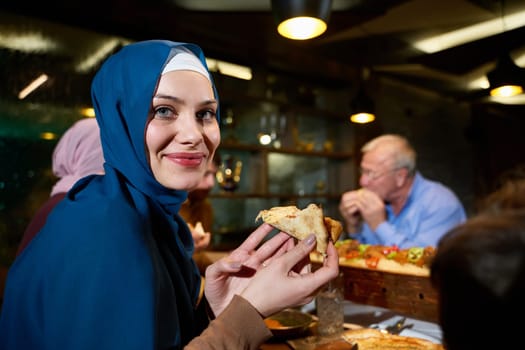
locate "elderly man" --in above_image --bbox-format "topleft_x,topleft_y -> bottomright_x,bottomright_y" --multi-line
339,134 -> 466,248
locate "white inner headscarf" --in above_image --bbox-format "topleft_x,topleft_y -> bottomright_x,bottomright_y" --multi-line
162,48 -> 210,81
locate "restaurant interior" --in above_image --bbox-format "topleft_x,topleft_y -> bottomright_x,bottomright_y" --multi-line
1,1 -> 525,342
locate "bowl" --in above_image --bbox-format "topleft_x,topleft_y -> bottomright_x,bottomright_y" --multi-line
264,308 -> 314,338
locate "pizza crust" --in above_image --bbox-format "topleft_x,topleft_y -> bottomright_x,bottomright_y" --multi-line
256,203 -> 342,254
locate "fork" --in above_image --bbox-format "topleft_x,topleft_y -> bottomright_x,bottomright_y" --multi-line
370,317 -> 414,335
384,317 -> 415,335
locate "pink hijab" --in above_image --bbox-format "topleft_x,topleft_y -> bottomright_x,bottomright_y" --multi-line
50,118 -> 105,196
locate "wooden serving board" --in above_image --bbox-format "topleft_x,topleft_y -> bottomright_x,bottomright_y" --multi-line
312,257 -> 439,323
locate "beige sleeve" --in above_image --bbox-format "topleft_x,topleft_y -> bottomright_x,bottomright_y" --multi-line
185,295 -> 273,350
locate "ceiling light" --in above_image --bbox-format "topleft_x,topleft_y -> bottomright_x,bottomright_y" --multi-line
413,9 -> 525,54
18,74 -> 49,99
205,58 -> 252,80
487,52 -> 525,97
0,32 -> 59,52
271,0 -> 332,40
75,38 -> 126,73
349,69 -> 376,124
350,86 -> 376,124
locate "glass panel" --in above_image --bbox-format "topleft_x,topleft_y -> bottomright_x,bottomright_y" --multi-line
268,153 -> 328,196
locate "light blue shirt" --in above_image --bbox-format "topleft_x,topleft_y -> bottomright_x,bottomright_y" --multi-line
348,172 -> 466,248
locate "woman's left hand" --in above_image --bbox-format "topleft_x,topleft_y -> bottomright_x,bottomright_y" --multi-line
204,223 -> 339,317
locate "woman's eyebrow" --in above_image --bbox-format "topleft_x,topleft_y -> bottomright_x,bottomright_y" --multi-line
153,95 -> 217,106
153,94 -> 181,102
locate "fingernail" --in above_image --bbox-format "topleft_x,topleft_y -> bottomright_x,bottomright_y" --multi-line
228,261 -> 242,269
305,234 -> 316,246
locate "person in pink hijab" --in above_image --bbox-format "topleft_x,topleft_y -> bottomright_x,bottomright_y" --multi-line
16,118 -> 105,255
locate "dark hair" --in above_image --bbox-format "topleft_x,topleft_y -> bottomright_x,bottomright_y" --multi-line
430,211 -> 525,349
479,178 -> 525,214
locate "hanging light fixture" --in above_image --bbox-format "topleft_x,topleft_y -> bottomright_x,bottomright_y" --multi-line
486,0 -> 525,98
349,68 -> 376,124
271,0 -> 332,40
487,52 -> 525,97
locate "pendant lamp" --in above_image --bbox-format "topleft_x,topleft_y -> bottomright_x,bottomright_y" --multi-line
349,68 -> 376,124
350,87 -> 375,124
271,0 -> 332,40
487,52 -> 525,97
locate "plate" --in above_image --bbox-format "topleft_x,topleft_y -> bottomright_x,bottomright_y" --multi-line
264,308 -> 314,338
370,316 -> 442,344
399,328 -> 441,344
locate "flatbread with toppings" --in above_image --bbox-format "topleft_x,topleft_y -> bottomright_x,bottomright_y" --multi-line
331,239 -> 436,276
339,328 -> 444,350
256,203 -> 343,254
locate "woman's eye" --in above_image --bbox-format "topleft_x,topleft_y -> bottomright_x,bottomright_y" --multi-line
154,106 -> 175,119
197,109 -> 216,121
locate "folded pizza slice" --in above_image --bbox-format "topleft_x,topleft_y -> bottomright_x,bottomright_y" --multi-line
256,203 -> 342,254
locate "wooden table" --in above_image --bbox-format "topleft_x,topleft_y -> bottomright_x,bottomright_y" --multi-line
201,250 -> 441,348
259,299 -> 442,350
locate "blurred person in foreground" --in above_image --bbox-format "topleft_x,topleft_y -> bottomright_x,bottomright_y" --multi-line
16,117 -> 104,256
431,194 -> 525,349
180,152 -> 221,251
0,40 -> 339,349
339,134 -> 466,248
180,153 -> 221,273
477,164 -> 525,214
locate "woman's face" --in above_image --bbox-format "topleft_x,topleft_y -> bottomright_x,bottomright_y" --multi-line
146,70 -> 220,191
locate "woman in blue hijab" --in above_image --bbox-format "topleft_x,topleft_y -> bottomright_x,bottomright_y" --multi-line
0,40 -> 339,349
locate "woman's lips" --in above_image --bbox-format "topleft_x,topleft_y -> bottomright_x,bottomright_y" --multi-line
165,152 -> 205,167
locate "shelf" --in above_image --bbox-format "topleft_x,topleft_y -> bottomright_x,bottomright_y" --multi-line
209,72 -> 357,230
209,192 -> 342,199
220,142 -> 353,160
219,89 -> 347,121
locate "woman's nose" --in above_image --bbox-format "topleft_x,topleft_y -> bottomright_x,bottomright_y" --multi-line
178,114 -> 202,143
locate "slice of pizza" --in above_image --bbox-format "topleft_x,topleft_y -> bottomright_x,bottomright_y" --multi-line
255,203 -> 342,254
324,216 -> 344,243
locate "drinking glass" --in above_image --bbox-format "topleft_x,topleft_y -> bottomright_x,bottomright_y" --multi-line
316,273 -> 344,337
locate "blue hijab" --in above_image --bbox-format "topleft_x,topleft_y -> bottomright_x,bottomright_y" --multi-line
0,40 -> 219,350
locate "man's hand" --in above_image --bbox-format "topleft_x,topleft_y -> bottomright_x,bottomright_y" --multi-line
339,190 -> 363,233
355,189 -> 386,230
339,189 -> 386,231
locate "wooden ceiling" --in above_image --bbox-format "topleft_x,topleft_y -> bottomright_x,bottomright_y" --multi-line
1,0 -> 525,105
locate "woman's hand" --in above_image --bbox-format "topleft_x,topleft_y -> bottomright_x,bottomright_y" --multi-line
204,223 -> 339,318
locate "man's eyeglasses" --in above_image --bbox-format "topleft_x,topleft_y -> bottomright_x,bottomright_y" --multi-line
359,167 -> 399,180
